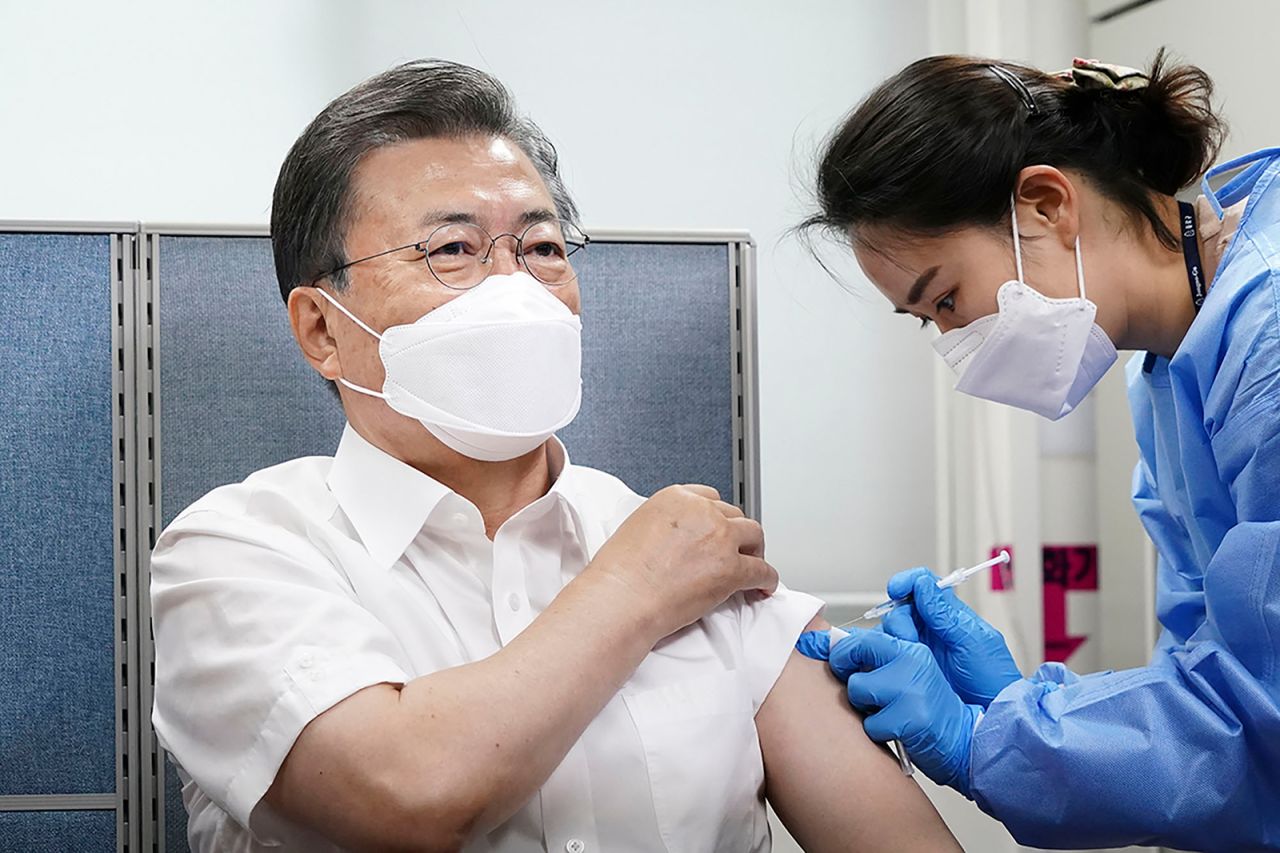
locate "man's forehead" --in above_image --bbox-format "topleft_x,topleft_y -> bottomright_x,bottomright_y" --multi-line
356,135 -> 540,186
350,136 -> 554,228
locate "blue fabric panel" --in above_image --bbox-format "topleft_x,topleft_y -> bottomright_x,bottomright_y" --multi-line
157,236 -> 346,527
0,233 -> 117,795
0,809 -> 116,852
164,754 -> 189,852
560,242 -> 735,500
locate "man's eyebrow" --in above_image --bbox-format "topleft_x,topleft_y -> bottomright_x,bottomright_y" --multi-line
906,266 -> 942,306
418,210 -> 477,230
516,208 -> 558,229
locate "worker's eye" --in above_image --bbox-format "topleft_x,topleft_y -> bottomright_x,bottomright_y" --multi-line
918,292 -> 956,329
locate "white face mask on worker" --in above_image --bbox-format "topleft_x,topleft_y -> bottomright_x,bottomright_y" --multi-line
930,195 -> 1117,420
317,271 -> 583,461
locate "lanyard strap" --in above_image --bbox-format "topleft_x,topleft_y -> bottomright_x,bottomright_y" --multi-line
1145,201 -> 1208,374
1179,200 -> 1207,313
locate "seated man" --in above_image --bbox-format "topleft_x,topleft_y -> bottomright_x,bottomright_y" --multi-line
150,59 -> 959,853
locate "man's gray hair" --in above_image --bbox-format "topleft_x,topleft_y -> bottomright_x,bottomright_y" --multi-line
270,59 -> 580,301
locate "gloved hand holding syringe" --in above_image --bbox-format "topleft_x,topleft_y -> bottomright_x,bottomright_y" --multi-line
827,550 -> 1011,776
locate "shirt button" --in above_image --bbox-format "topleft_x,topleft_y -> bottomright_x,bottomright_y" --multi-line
507,592 -> 522,612
451,512 -> 468,527
565,840 -> 586,853
298,653 -> 314,669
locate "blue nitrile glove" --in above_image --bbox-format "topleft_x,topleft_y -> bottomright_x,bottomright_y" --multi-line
880,568 -> 1021,708
797,627 -> 979,796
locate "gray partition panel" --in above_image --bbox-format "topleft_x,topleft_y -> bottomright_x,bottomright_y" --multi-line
156,235 -> 346,527
560,242 -> 734,500
0,809 -> 116,852
164,756 -> 186,853
0,233 -> 117,796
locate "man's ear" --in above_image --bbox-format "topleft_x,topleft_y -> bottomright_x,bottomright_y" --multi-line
1013,165 -> 1080,250
287,287 -> 342,382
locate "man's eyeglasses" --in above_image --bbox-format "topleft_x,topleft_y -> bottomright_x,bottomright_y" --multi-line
309,218 -> 589,290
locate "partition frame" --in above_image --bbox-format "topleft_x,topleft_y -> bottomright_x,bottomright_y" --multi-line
135,228 -> 162,853
0,221 -> 141,853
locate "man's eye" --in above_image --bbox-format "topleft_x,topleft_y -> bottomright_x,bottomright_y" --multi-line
526,240 -> 565,258
430,241 -> 470,257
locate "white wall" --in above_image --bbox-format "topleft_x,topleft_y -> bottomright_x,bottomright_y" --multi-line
1091,0 -> 1280,161
0,0 -> 938,600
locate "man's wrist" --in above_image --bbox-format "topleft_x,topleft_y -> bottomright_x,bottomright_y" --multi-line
567,566 -> 666,648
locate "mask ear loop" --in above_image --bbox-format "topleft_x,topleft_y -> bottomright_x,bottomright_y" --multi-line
1010,192 -> 1026,283
1074,235 -> 1087,300
311,287 -> 388,399
314,286 -> 384,340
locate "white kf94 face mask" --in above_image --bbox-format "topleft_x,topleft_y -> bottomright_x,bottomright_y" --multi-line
317,271 -> 583,461
931,195 -> 1118,420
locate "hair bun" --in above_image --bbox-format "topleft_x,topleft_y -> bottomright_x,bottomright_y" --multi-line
1076,48 -> 1226,197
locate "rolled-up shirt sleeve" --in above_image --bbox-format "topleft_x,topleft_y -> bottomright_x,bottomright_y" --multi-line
151,505 -> 409,835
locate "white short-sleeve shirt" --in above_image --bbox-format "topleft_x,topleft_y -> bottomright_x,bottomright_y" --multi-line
151,424 -> 822,853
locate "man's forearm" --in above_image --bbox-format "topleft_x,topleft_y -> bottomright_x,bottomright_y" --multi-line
269,568 -> 657,850
397,570 -> 657,831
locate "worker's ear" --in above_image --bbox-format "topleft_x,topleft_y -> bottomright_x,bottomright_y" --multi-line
1013,165 -> 1079,251
288,287 -> 343,382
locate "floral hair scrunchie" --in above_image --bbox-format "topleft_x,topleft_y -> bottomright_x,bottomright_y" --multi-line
1055,57 -> 1150,92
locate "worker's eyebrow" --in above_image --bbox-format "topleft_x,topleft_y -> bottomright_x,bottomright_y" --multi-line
906,266 -> 942,306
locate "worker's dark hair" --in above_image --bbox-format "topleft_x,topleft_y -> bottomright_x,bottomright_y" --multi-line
270,59 -> 579,302
799,49 -> 1225,254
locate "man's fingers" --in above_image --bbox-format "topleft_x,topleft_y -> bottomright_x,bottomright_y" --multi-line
727,516 -> 764,557
827,628 -> 906,681
678,483 -> 721,501
738,555 -> 778,595
713,500 -> 745,519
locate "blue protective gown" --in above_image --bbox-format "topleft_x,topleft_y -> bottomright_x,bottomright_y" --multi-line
969,148 -> 1280,851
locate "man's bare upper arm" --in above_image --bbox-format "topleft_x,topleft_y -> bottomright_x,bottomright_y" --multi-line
755,615 -> 962,853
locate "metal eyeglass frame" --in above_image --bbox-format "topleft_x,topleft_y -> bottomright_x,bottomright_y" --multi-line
308,218 -> 590,289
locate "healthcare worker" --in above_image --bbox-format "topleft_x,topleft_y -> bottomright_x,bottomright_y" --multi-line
796,52 -> 1280,850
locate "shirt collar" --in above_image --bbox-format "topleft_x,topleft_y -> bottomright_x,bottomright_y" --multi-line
326,423 -> 589,570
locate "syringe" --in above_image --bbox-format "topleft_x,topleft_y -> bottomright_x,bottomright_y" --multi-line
828,550 -> 1012,776
838,550 -> 1011,630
